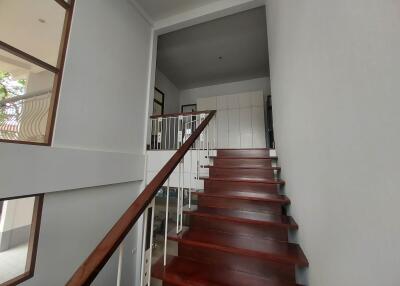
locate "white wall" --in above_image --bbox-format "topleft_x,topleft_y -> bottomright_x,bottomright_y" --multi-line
0,197 -> 35,232
147,150 -> 211,190
266,1 -> 400,285
180,76 -> 270,107
21,183 -> 141,286
155,69 -> 180,114
1,0 -> 153,284
0,197 -> 35,251
26,71 -> 54,94
53,0 -> 151,153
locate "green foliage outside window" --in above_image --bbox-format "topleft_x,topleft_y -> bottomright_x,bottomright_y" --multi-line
0,71 -> 26,124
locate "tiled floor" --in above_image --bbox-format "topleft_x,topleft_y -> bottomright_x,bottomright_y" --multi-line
0,244 -> 28,284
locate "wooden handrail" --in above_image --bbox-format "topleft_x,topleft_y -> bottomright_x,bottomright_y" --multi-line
65,110 -> 216,286
150,110 -> 214,119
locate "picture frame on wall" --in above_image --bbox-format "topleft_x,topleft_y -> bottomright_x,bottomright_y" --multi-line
181,104 -> 197,113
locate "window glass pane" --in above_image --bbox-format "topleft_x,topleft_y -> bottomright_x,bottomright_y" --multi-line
0,49 -> 55,143
154,89 -> 164,102
0,196 -> 40,285
0,0 -> 66,66
153,101 -> 162,116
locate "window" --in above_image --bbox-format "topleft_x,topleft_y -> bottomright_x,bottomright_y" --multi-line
0,195 -> 44,286
153,87 -> 165,116
0,0 -> 75,145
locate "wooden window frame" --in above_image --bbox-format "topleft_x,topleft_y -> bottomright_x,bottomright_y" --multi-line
0,0 -> 75,146
153,87 -> 165,115
0,194 -> 44,286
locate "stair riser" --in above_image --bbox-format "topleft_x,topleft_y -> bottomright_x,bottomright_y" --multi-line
209,168 -> 277,180
178,243 -> 296,283
217,149 -> 270,158
189,216 -> 288,241
213,158 -> 274,168
204,180 -> 280,194
198,196 -> 284,214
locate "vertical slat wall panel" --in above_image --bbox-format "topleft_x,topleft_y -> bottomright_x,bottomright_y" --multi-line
196,91 -> 266,149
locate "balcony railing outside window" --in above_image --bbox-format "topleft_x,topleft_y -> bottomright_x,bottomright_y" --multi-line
0,90 -> 51,143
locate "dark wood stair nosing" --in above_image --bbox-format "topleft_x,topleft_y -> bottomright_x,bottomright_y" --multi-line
183,208 -> 298,229
216,148 -> 271,150
192,191 -> 290,204
168,228 -> 309,267
152,255 -> 304,286
208,156 -> 278,160
200,177 -> 286,185
203,165 -> 281,170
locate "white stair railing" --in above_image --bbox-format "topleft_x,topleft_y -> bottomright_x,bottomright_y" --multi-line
65,110 -> 216,286
139,110 -> 216,286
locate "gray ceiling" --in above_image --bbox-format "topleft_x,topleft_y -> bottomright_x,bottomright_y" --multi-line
156,7 -> 269,90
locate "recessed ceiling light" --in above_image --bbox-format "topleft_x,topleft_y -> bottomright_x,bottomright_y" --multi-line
38,18 -> 46,23
218,56 -> 223,60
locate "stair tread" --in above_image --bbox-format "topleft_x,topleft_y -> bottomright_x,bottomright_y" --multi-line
210,156 -> 278,159
184,206 -> 298,229
168,227 -> 308,267
201,177 -> 285,185
216,148 -> 271,150
195,191 -> 290,204
204,165 -> 281,170
153,255 -> 303,286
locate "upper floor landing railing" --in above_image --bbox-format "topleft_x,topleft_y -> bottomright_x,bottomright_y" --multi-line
149,110 -> 216,150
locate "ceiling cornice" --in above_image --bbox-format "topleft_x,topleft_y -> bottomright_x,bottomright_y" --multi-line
129,0 -> 154,26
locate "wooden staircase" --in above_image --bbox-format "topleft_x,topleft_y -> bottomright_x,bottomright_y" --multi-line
152,148 -> 308,285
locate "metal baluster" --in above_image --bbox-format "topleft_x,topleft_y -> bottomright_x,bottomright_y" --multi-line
189,144 -> 193,209
181,156 -> 185,231
167,117 -> 171,150
196,115 -> 200,181
140,199 -> 155,286
176,161 -> 181,233
164,179 -> 170,266
155,118 -> 158,150
154,118 -> 157,150
158,117 -> 163,150
116,241 -> 124,286
150,119 -> 154,150
173,117 -> 176,149
164,118 -> 167,149
214,115 -> 217,149
200,114 -> 206,177
207,125 -> 210,161
178,115 -> 183,148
